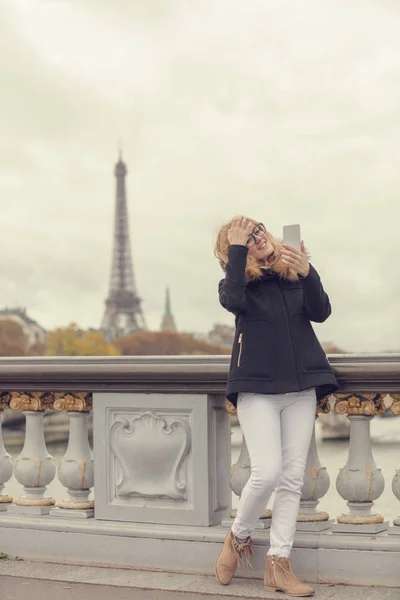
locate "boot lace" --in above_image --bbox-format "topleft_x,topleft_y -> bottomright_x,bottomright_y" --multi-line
279,557 -> 293,573
231,535 -> 254,569
272,557 -> 296,581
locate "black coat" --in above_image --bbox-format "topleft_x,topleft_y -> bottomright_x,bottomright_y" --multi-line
219,245 -> 338,406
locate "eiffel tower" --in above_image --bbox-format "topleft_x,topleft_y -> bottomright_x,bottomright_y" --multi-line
101,153 -> 147,341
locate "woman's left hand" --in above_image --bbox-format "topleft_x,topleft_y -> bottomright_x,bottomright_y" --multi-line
281,241 -> 310,278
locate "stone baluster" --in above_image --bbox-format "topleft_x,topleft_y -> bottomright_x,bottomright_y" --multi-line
333,393 -> 388,533
222,401 -> 272,528
0,393 -> 13,509
51,393 -> 94,518
389,394 -> 400,532
9,392 -> 56,514
297,395 -> 332,531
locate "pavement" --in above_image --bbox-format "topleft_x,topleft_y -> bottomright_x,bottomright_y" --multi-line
0,560 -> 399,600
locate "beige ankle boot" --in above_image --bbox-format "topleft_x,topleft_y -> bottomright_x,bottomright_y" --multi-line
215,532 -> 254,585
264,556 -> 314,597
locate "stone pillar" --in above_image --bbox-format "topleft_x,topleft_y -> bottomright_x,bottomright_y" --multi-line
333,393 -> 388,533
0,393 -> 13,509
8,392 -> 56,515
223,401 -> 271,529
93,393 -> 231,526
51,393 -> 94,518
389,394 -> 400,532
297,396 -> 332,531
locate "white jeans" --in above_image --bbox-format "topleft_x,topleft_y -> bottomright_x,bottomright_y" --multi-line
231,390 -> 316,557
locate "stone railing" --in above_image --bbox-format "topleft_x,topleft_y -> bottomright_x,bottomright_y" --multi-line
0,354 -> 399,586
0,391 -> 93,516
228,391 -> 400,533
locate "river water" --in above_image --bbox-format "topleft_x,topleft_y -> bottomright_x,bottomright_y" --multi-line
3,415 -> 400,523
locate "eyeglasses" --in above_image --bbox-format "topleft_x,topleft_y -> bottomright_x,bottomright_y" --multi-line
246,223 -> 266,247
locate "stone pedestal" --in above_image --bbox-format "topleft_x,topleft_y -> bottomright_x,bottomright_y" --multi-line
297,414 -> 332,532
227,435 -> 272,530
93,393 -> 231,526
8,393 -> 56,514
11,412 -> 56,514
51,395 -> 94,519
392,468 -> 400,529
333,410 -> 388,534
51,505 -> 94,519
390,394 -> 400,528
0,405 -> 13,510
230,436 -> 251,499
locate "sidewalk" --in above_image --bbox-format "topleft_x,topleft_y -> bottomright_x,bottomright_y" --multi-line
0,560 -> 398,600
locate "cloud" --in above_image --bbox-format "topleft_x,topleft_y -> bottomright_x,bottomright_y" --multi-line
1,0 -> 400,351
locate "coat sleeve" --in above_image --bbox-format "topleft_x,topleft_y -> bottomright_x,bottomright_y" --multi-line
218,245 -> 248,315
301,264 -> 332,323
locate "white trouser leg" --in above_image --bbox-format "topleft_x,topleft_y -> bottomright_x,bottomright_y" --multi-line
267,389 -> 316,557
231,390 -> 316,549
231,392 -> 282,540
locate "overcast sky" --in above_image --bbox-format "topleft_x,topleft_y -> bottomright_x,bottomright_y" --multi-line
1,0 -> 400,352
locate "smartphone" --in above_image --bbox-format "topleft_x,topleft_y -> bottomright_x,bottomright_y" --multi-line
283,224 -> 301,251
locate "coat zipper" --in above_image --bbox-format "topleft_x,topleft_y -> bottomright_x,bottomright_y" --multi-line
237,333 -> 243,367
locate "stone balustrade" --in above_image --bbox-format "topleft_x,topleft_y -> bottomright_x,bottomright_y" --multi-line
229,391 -> 400,535
0,354 -> 399,586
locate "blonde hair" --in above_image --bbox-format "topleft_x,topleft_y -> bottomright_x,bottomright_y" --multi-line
214,217 -> 299,282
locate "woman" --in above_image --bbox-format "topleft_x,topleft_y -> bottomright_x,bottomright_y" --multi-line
214,216 -> 338,597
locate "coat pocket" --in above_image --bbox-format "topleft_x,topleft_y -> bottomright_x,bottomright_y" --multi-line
292,314 -> 330,373
231,320 -> 275,381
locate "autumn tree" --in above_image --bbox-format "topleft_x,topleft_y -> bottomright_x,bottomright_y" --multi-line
114,331 -> 231,356
46,323 -> 119,356
322,343 -> 347,354
0,320 -> 29,356
28,340 -> 48,356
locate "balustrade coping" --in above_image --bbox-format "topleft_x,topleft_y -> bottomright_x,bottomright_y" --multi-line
1,515 -> 400,552
0,354 -> 399,392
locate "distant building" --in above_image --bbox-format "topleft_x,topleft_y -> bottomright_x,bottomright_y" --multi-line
207,323 -> 235,348
0,308 -> 47,346
160,287 -> 177,332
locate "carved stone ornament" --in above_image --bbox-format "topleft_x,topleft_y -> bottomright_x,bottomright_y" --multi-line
110,412 -> 191,500
334,393 -> 386,416
337,512 -> 384,525
14,496 -> 55,507
9,392 -> 55,412
0,393 -> 11,411
225,400 -> 237,415
316,395 -> 331,415
390,394 -> 400,416
58,498 -> 94,510
54,393 -> 93,413
0,495 -> 13,504
297,511 -> 329,522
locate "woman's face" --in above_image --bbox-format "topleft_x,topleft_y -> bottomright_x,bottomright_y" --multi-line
247,223 -> 276,264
